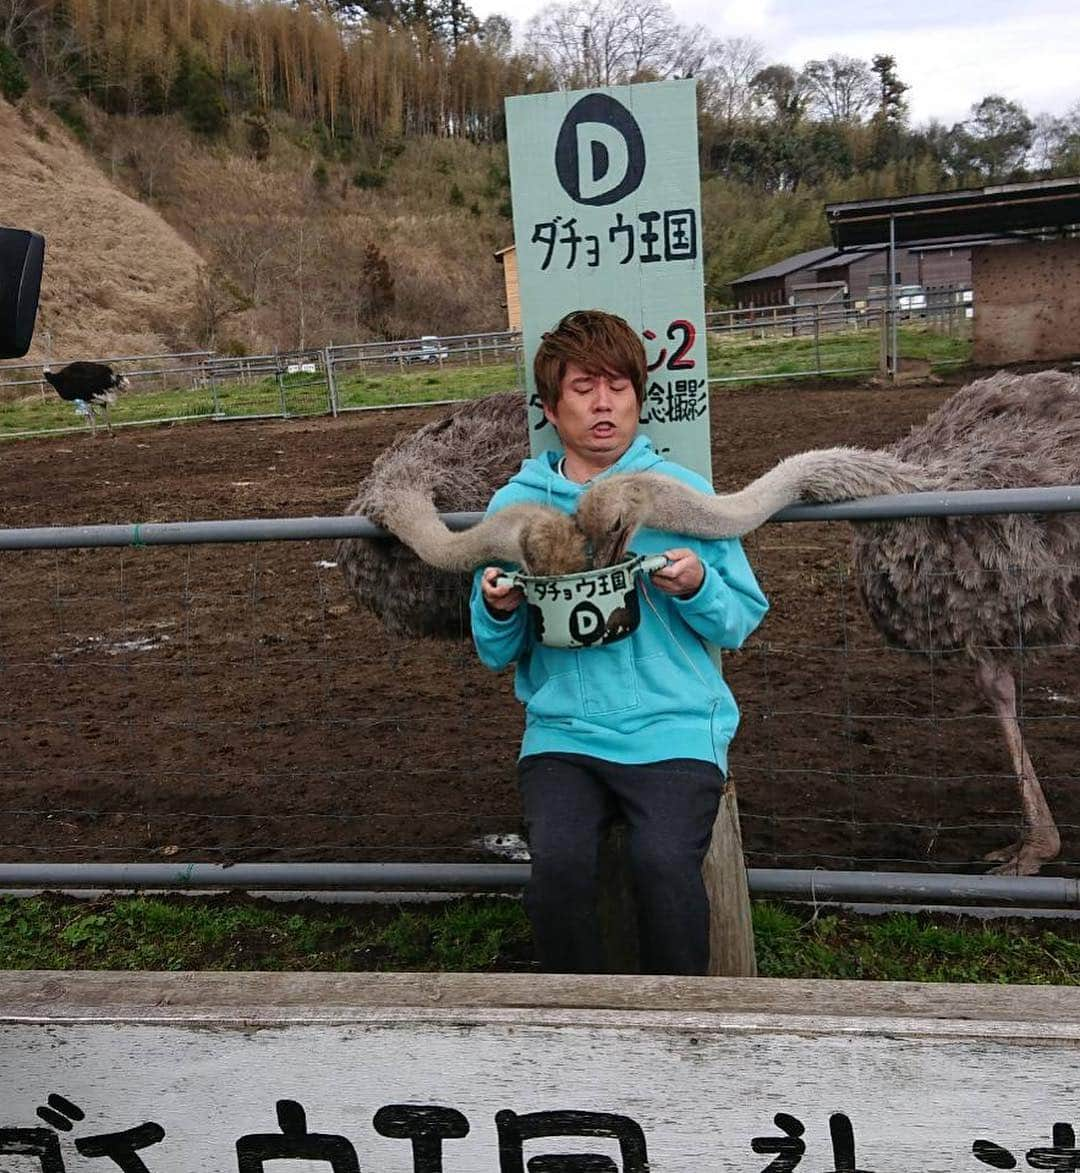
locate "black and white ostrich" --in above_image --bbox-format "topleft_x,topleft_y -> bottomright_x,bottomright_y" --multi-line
341,369 -> 1080,875
43,361 -> 128,435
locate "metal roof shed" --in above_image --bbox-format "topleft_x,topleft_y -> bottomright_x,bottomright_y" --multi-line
825,178 -> 1080,373
825,177 -> 1080,248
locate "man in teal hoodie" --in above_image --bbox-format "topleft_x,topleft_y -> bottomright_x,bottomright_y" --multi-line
470,309 -> 768,975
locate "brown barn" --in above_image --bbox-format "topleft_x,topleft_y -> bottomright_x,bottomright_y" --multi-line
494,245 -> 521,331
731,244 -> 972,309
826,177 -> 1080,366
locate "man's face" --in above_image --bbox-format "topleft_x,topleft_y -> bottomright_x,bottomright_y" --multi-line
543,361 -> 639,469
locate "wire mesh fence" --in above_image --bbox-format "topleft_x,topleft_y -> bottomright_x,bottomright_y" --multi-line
2,491 -> 1078,886
0,331 -> 524,439
0,300 -> 975,441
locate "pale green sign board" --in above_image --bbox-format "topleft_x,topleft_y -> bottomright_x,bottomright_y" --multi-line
506,79 -> 711,482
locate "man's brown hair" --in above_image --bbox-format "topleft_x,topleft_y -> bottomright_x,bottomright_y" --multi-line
533,309 -> 646,412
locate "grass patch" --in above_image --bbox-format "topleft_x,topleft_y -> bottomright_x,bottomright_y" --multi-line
2,894 -> 1078,982
753,902 -> 1080,984
0,361 -> 521,437
707,323 -> 971,383
335,361 -> 519,408
0,327 -> 972,439
0,894 -> 534,973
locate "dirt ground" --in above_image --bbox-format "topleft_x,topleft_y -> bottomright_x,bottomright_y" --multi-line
2,375 -> 1078,876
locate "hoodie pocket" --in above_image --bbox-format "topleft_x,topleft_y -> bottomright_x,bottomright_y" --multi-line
578,641 -> 639,715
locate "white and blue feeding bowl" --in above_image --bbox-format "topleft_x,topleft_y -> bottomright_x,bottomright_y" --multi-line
495,553 -> 668,649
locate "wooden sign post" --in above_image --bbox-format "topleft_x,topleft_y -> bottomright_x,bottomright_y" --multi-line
506,81 -> 753,975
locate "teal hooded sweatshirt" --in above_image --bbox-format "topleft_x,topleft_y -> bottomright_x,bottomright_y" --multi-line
469,435 -> 769,773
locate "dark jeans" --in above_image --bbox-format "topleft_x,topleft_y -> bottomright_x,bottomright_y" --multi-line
517,752 -> 725,976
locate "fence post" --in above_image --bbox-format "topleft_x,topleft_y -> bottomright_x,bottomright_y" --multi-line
597,777 -> 756,977
276,361 -> 288,418
879,307 -> 890,379
704,778 -> 757,976
323,347 -> 338,418
813,304 -> 821,376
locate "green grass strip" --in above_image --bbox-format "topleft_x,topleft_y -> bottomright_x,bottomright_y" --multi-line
2,894 -> 1078,982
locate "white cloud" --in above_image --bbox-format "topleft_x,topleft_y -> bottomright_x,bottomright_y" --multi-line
783,14 -> 1080,124
680,0 -> 780,34
466,0 -> 1077,123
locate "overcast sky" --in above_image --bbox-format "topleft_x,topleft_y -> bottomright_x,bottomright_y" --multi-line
470,0 -> 1079,127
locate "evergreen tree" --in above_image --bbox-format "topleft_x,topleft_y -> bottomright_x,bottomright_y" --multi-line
870,54 -> 909,123
0,41 -> 28,101
174,47 -> 229,137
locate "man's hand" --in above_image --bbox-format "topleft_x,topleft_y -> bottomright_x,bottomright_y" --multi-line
481,566 -> 524,615
650,548 -> 705,598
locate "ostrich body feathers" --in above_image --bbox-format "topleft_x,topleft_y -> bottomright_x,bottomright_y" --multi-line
852,369 -> 1080,658
338,391 -> 530,637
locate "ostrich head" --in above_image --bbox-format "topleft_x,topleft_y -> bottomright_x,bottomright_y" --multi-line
518,511 -> 590,576
574,474 -> 656,567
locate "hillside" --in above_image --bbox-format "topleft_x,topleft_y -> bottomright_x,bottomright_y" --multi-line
136,116 -> 514,351
0,98 -> 204,363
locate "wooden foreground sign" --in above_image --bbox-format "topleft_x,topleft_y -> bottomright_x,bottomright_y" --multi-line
2,971 -> 1079,1171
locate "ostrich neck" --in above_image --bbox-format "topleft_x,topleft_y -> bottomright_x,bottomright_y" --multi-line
640,448 -> 928,539
386,494 -> 532,572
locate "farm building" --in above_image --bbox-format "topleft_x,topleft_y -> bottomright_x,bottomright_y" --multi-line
729,242 -> 972,310
826,176 -> 1080,365
494,244 -> 521,330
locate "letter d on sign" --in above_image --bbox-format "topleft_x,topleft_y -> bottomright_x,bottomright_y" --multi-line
555,93 -> 645,206
569,602 -> 605,646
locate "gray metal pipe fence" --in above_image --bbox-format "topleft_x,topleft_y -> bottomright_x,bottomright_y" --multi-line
1,863 -> 1079,910
1,485 -> 1078,552
1,484 -> 1079,907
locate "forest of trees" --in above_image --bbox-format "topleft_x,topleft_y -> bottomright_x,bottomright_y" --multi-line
3,0 -> 1077,186
1,0 -> 1078,341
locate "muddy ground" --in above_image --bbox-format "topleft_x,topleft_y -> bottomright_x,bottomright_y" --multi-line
2,374 -> 1077,875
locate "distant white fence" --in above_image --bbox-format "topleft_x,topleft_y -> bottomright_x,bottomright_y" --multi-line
0,301 -> 976,439
0,331 -> 525,437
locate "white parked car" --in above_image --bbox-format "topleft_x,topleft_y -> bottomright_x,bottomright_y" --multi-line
896,286 -> 927,312
415,336 -> 449,363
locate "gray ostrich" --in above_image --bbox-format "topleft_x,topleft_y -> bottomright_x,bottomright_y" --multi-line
574,369 -> 1080,875
338,390 -> 535,638
341,369 -> 1080,874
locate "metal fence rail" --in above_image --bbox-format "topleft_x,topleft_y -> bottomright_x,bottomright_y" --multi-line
0,302 -> 977,440
1,486 -> 1079,903
2,484 -> 1077,553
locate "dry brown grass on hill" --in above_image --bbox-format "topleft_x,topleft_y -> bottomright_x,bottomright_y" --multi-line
158,124 -> 511,349
0,98 -> 204,363
3,94 -> 511,363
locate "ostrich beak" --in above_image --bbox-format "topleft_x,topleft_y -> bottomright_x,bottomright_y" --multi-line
590,517 -> 634,569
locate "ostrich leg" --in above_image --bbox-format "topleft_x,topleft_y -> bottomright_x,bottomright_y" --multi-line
973,660 -> 1060,875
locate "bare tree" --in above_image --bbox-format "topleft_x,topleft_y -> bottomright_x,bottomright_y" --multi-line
0,0 -> 45,48
524,0 -> 695,88
800,54 -> 876,122
189,264 -> 253,349
697,36 -> 763,128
